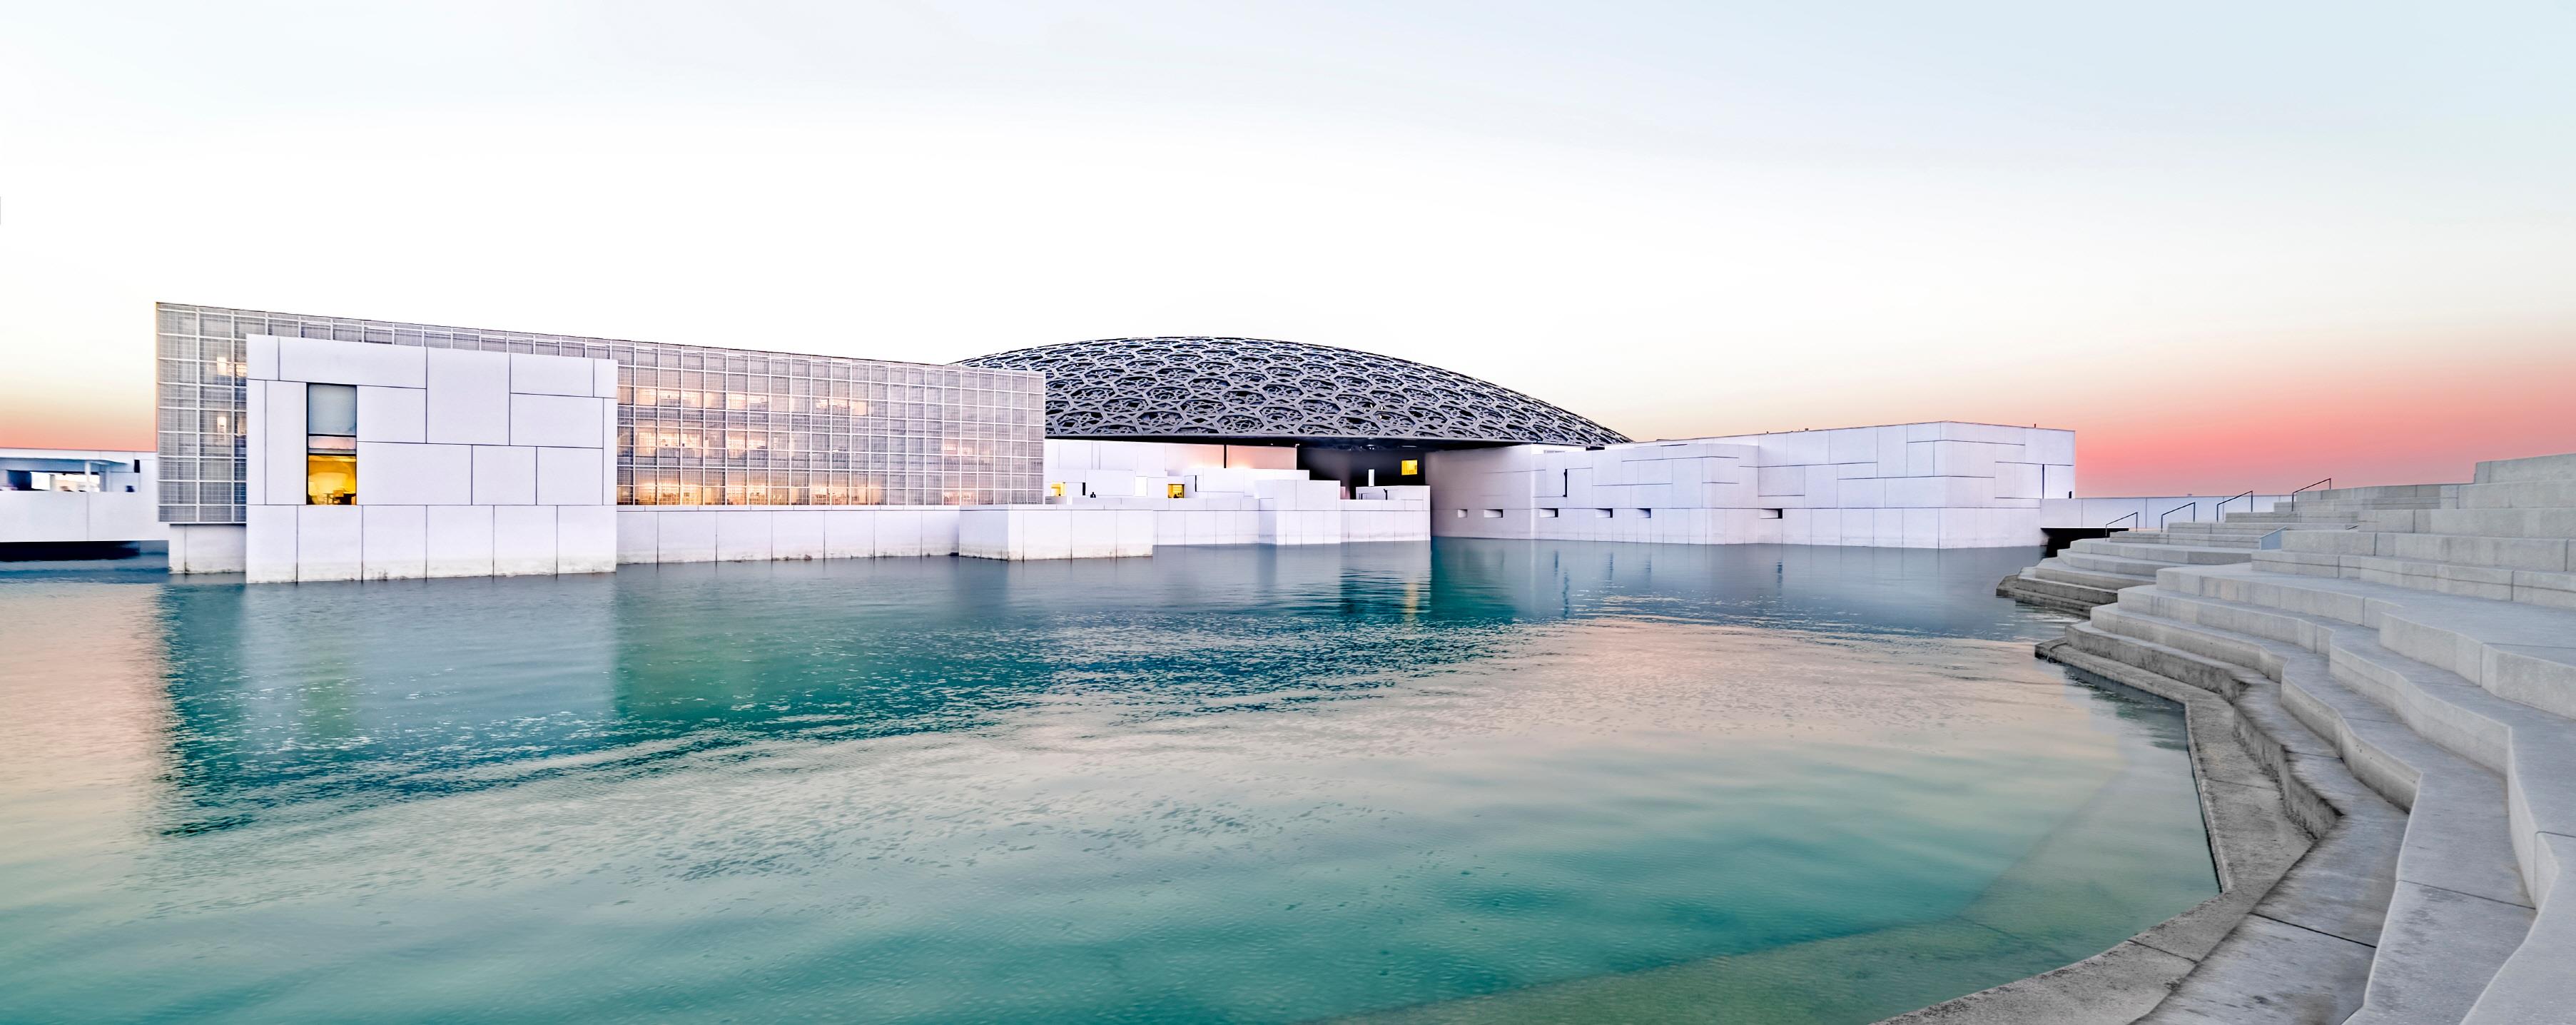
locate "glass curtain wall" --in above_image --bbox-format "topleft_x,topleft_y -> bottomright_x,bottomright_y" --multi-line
154,303 -> 1046,523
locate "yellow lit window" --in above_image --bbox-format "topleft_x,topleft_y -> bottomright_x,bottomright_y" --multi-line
1050,482 -> 1065,497
306,454 -> 357,505
1399,459 -> 1419,476
1167,483 -> 1186,498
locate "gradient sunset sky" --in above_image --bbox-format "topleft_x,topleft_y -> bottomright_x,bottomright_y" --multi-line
3,2 -> 2570,495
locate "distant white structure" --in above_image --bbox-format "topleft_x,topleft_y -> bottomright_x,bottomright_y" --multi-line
1038,440 -> 1428,549
1429,422 -> 2076,548
0,448 -> 162,548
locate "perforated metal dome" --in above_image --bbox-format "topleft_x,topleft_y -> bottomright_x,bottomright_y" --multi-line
956,337 -> 1628,447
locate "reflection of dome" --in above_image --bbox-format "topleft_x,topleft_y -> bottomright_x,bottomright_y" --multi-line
957,338 -> 1629,446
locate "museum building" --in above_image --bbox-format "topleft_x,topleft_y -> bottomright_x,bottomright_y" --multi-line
143,302 -> 2082,582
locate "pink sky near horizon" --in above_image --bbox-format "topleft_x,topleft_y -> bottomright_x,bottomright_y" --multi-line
9,313 -> 2567,498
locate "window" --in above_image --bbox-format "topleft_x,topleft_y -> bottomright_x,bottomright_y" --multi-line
1539,508 -> 1560,518
307,455 -> 357,505
1481,509 -> 1503,518
1637,508 -> 1653,518
1399,459 -> 1419,476
1167,483 -> 1186,498
307,383 -> 357,435
307,383 -> 358,505
1050,482 -> 1065,497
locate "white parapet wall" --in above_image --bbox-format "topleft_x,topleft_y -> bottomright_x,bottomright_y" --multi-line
240,335 -> 619,582
1429,421 -> 2076,549
959,507 -> 1155,560
614,506 -> 964,563
0,448 -> 163,548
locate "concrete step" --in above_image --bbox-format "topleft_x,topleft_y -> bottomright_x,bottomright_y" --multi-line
2108,578 -> 2576,1022
2089,592 -> 2551,1024
2224,510 -> 2372,524
2158,563 -> 2576,723
2455,479 -> 2576,510
2119,532 -> 2264,549
2252,547 -> 2576,612
2428,508 -> 2576,539
2004,568 -> 2121,610
2033,560 -> 2155,591
2070,538 -> 2262,565
2156,531 -> 2268,545
2068,618 -> 2398,1025
2474,451 -> 2576,485
2295,483 -> 2458,504
2063,550 -> 2197,577
2163,526 -> 2294,540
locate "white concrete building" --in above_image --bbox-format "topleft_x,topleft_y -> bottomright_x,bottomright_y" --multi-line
116,306 -> 2314,575
1428,422 -> 2078,548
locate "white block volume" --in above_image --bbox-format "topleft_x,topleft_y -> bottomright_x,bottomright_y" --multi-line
241,336 -> 618,583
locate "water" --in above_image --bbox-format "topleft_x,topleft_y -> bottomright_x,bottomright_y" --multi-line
0,541 -> 2214,1024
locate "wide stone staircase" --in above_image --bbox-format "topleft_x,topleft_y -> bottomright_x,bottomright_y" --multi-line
1999,487 -> 2448,613
2029,454 -> 2576,1023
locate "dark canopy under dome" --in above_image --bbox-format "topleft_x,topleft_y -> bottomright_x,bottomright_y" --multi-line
956,337 -> 1629,448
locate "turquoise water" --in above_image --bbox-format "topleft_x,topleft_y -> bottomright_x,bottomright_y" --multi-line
0,542 -> 2213,1024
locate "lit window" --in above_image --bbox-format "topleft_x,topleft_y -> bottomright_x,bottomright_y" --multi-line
1399,459 -> 1419,476
1167,483 -> 1186,498
1050,482 -> 1065,497
307,455 -> 356,505
306,384 -> 358,505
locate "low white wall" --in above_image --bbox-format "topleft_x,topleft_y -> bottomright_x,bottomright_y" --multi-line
0,490 -> 163,544
615,506 -> 964,563
959,507 -> 1154,560
1428,422 -> 2076,549
170,524 -> 248,573
0,449 -> 161,545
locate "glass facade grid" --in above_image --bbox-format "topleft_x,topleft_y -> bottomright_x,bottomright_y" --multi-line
154,303 -> 1045,523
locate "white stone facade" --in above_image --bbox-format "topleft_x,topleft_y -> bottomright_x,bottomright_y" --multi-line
239,336 -> 617,582
612,506 -> 964,563
1034,439 -> 1431,554
1429,422 -> 2077,549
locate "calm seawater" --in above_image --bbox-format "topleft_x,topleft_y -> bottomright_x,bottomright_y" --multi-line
0,541 -> 2212,1024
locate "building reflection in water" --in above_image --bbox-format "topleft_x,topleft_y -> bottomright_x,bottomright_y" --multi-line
141,540 -> 2052,829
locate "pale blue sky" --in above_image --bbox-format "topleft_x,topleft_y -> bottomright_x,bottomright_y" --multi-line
4,2 -> 2572,489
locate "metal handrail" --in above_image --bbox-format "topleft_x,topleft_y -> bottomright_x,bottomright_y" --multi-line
2159,501 -> 2196,528
2106,511 -> 2139,528
2213,490 -> 2256,515
2291,478 -> 2333,500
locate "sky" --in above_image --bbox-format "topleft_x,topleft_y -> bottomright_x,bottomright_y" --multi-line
1,1 -> 2570,495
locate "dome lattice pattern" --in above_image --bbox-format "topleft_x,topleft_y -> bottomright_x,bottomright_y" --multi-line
957,337 -> 1628,447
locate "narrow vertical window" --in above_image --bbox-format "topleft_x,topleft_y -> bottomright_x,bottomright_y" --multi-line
306,383 -> 358,505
